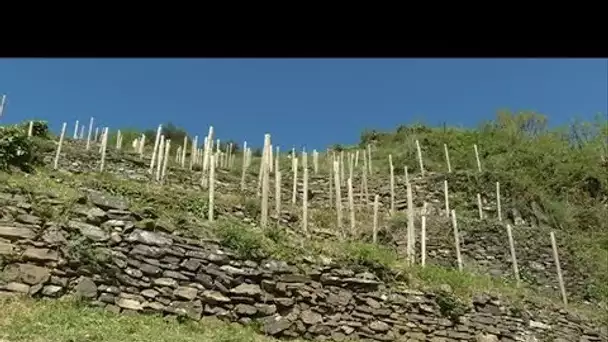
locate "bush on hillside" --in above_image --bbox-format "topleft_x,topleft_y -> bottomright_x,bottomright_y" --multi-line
359,111 -> 607,232
21,120 -> 49,138
0,123 -> 43,172
144,122 -> 187,148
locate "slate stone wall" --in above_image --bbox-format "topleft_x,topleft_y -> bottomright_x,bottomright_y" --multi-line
1,190 -> 606,342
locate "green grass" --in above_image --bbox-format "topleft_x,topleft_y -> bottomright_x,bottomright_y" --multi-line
0,295 -> 301,342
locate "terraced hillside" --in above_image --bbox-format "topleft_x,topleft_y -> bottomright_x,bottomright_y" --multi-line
0,113 -> 607,342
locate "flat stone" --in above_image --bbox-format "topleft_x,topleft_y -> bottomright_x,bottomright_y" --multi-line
201,290 -> 230,303
153,278 -> 178,288
140,289 -> 159,299
476,334 -> 499,342
168,301 -> 202,320
41,228 -> 67,245
125,268 -> 143,279
234,304 -> 257,316
41,285 -> 63,297
180,259 -> 202,272
16,214 -> 42,225
163,270 -> 189,280
301,309 -> 323,325
130,244 -> 163,258
0,241 -> 15,255
116,298 -> 143,311
255,303 -> 277,315
139,263 -> 162,276
22,247 -> 59,261
230,283 -> 262,297
369,321 -> 390,332
75,277 -> 98,298
174,286 -> 198,301
529,320 -> 551,330
67,221 -> 109,242
11,264 -> 51,285
88,191 -> 129,211
126,229 -> 172,247
5,282 -> 31,293
263,316 -> 293,335
0,226 -> 35,240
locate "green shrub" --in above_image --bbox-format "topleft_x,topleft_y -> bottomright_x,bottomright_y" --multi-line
0,123 -> 42,172
22,120 -> 50,138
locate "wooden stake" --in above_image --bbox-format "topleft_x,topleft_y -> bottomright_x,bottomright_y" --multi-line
150,125 -> 162,173
496,182 -> 502,221
116,130 -> 122,150
506,223 -> 520,286
367,144 -> 372,174
340,150 -> 345,187
73,120 -> 79,139
415,139 -> 425,176
348,152 -> 354,184
138,134 -> 145,157
477,193 -> 483,219
302,152 -> 309,234
53,122 -> 67,170
328,155 -> 333,209
268,143 -> 273,174
86,117 -> 94,151
275,146 -> 280,172
444,180 -> 450,217
474,144 -> 482,172
227,142 -> 233,170
156,135 -> 165,182
372,194 -> 379,243
208,154 -> 215,222
362,162 -> 369,204
291,157 -> 298,205
406,182 -> 415,264
451,209 -> 463,271
333,160 -> 343,237
99,127 -> 108,172
27,121 -> 33,137
260,134 -> 271,228
0,94 -> 5,118
550,231 -> 568,306
421,202 -> 428,266
347,177 -> 355,236
240,141 -> 248,190
444,143 -> 452,173
161,139 -> 171,183
191,135 -> 199,171
181,135 -> 188,168
389,154 -> 395,215
275,168 -> 282,219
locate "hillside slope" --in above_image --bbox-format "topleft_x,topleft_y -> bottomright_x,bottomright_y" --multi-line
0,113 -> 607,342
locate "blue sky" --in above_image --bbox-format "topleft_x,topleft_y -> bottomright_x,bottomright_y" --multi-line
0,58 -> 606,150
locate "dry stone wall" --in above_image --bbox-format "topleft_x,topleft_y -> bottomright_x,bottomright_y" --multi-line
1,189 -> 606,342
40,143 -> 595,305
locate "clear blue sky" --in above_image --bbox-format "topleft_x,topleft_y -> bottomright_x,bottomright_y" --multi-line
0,58 -> 606,150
